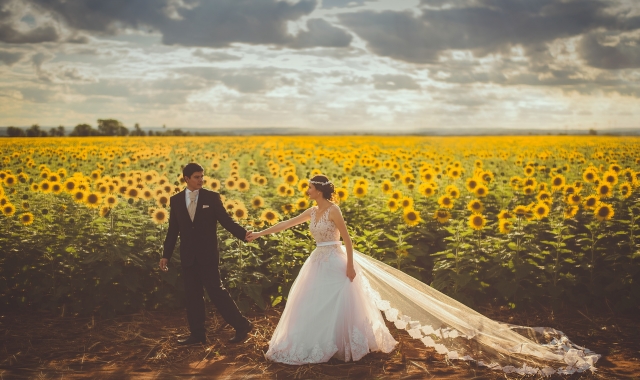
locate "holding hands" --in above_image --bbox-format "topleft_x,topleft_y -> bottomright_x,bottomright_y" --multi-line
246,230 -> 261,242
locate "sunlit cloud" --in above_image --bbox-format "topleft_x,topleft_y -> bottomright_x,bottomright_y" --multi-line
0,0 -> 639,131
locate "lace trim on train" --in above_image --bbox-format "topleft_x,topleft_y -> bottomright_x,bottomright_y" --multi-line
266,340 -> 338,365
359,274 -> 600,377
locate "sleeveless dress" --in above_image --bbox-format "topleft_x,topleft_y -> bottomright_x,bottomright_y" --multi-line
265,205 -> 398,364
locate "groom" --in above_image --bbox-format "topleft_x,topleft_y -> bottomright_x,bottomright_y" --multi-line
159,163 -> 253,345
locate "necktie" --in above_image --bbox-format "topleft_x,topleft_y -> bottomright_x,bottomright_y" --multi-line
188,191 -> 198,221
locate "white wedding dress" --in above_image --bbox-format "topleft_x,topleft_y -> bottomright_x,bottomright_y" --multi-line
265,205 -> 600,376
265,205 -> 398,364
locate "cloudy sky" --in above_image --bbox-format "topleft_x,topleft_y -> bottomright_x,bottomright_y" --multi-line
1,0 -> 639,132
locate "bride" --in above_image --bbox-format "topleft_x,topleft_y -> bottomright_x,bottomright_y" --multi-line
247,175 -> 600,375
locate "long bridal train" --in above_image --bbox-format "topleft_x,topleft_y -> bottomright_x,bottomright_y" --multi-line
354,248 -> 600,376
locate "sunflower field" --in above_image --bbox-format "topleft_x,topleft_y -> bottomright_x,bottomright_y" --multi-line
1,136 -> 639,317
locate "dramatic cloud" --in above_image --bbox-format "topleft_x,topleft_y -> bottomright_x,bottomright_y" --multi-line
22,0 -> 351,49
0,48 -> 24,65
339,0 -> 625,63
0,0 -> 638,131
580,32 -> 640,69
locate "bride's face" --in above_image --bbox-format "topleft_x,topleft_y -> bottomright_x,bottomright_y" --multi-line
307,183 -> 321,200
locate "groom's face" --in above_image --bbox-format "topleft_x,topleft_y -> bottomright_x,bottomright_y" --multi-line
185,171 -> 204,191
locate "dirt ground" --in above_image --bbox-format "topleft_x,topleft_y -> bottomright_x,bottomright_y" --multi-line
1,304 -> 638,380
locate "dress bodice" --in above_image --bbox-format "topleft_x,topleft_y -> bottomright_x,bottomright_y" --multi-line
309,205 -> 341,243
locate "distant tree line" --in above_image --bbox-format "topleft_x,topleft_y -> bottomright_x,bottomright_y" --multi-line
5,119 -> 196,137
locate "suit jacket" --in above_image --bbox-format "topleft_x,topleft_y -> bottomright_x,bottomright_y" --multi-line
162,188 -> 247,267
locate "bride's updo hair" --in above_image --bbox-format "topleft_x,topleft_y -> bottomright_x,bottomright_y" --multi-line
310,175 -> 338,203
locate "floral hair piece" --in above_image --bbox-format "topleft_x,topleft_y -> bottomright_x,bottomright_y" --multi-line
309,179 -> 332,186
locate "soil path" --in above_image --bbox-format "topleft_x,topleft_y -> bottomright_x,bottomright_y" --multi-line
1,306 -> 638,379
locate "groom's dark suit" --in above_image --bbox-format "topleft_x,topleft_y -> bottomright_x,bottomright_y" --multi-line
163,188 -> 250,338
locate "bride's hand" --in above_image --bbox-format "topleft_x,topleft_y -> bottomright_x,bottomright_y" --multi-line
346,264 -> 356,282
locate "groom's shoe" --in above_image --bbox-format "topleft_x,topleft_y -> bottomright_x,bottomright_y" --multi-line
228,321 -> 253,343
177,335 -> 206,346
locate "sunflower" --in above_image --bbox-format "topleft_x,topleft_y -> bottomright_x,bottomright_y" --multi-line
522,185 -> 536,196
72,190 -> 87,203
236,178 -> 249,192
619,182 -> 632,199
524,166 -> 535,177
513,205 -> 529,218
30,183 -> 39,192
51,183 -> 63,194
286,187 -> 295,196
297,179 -> 309,193
583,170 -> 598,183
257,176 -> 268,186
537,191 -> 552,203
522,178 -> 538,187
596,183 -> 612,198
448,168 -> 462,179
251,196 -> 265,209
209,178 -> 221,191
497,210 -> 514,219
126,187 -> 140,200
437,195 -> 454,209
564,205 -> 579,219
99,206 -> 111,218
85,192 -> 102,208
474,184 -> 489,198
19,212 -> 34,225
400,196 -> 414,209
551,174 -> 566,191
225,177 -> 237,190
467,199 -> 484,213
224,200 -> 237,213
498,219 -> 513,234
281,203 -> 295,215
381,180 -> 393,194
3,174 -> 16,187
387,198 -> 399,212
284,173 -> 299,185
335,187 -> 348,202
602,171 -> 618,186
468,214 -> 486,230
21,201 -> 29,210
106,194 -> 118,207
141,187 -> 154,201
2,203 -> 16,216
532,202 -> 550,220
40,180 -> 52,193
233,206 -> 249,220
594,203 -> 614,222
391,190 -> 402,200
582,195 -> 599,210
156,194 -> 169,208
445,185 -> 460,199
353,184 -> 367,198
420,184 -> 436,197
465,178 -> 479,192
260,209 -> 280,225
296,198 -> 309,210
152,208 -> 168,224
277,184 -> 288,196
566,193 -> 581,206
403,208 -> 421,227
433,209 -> 451,224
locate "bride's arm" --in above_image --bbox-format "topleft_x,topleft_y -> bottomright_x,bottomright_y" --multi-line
329,206 -> 356,282
253,207 -> 313,238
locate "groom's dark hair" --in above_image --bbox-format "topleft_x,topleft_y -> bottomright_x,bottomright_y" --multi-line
183,163 -> 204,178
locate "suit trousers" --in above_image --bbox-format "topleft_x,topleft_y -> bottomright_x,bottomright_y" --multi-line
181,258 -> 248,337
